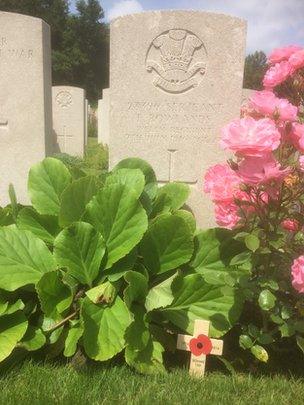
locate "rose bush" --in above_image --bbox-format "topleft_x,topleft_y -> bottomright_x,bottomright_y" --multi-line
205,44 -> 304,365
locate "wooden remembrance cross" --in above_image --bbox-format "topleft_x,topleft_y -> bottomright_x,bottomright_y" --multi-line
177,320 -> 223,377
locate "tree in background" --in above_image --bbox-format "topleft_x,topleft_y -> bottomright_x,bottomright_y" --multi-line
54,0 -> 109,101
0,0 -> 109,101
243,51 -> 268,90
0,0 -> 69,48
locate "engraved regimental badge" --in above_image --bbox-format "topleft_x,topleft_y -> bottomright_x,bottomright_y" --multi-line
55,91 -> 73,108
146,29 -> 207,94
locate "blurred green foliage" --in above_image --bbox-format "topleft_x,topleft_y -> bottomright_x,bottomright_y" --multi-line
243,51 -> 268,90
53,138 -> 108,179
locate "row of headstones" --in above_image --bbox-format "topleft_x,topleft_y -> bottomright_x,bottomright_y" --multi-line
0,11 -> 91,206
1,10 -> 249,228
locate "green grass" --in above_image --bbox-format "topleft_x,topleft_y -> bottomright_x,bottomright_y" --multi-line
0,361 -> 303,404
87,136 -> 98,146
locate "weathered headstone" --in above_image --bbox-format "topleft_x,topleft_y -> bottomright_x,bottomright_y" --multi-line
52,86 -> 86,156
109,11 -> 246,228
98,88 -> 110,145
0,12 -> 52,206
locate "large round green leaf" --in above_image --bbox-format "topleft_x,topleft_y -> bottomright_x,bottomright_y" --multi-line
175,210 -> 196,234
82,296 -> 132,361
54,222 -> 106,287
105,169 -> 145,199
140,214 -> 194,275
114,158 -> 158,200
125,304 -> 150,352
86,183 -> 148,268
64,323 -> 83,357
0,311 -> 28,362
125,339 -> 165,375
156,183 -> 190,211
123,271 -> 148,308
103,248 -> 137,282
59,176 -> 99,227
190,229 -> 250,286
145,273 -> 176,312
0,227 -> 56,291
150,193 -> 172,218
17,207 -> 60,244
36,271 -> 73,318
160,274 -> 244,337
28,157 -> 71,216
20,326 -> 46,351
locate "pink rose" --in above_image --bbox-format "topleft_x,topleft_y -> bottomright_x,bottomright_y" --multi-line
214,201 -> 240,229
248,91 -> 277,116
276,98 -> 298,122
263,61 -> 294,88
290,123 -> 304,152
220,117 -> 281,157
204,164 -> 240,202
281,219 -> 300,232
299,156 -> 304,171
236,154 -> 290,185
268,45 -> 302,64
291,256 -> 304,293
248,90 -> 298,122
289,49 -> 304,71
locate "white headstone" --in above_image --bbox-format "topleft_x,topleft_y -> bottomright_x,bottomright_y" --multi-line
0,11 -> 52,206
98,88 -> 110,145
109,11 -> 247,228
52,86 -> 86,157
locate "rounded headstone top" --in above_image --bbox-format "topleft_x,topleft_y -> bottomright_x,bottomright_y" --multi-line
52,86 -> 86,93
111,9 -> 246,26
52,86 -> 86,109
0,10 -> 49,27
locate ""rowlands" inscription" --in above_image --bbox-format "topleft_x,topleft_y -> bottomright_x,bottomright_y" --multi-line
116,100 -> 224,143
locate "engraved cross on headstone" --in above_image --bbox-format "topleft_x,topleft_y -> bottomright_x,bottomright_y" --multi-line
0,118 -> 8,131
159,149 -> 198,185
58,125 -> 73,153
177,319 -> 223,377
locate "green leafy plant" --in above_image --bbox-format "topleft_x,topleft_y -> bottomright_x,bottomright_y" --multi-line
54,141 -> 108,180
0,157 -> 248,373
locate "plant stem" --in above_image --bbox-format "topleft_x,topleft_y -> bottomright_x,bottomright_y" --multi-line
46,309 -> 80,333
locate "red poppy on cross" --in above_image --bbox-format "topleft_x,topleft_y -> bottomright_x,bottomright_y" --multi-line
177,319 -> 223,377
